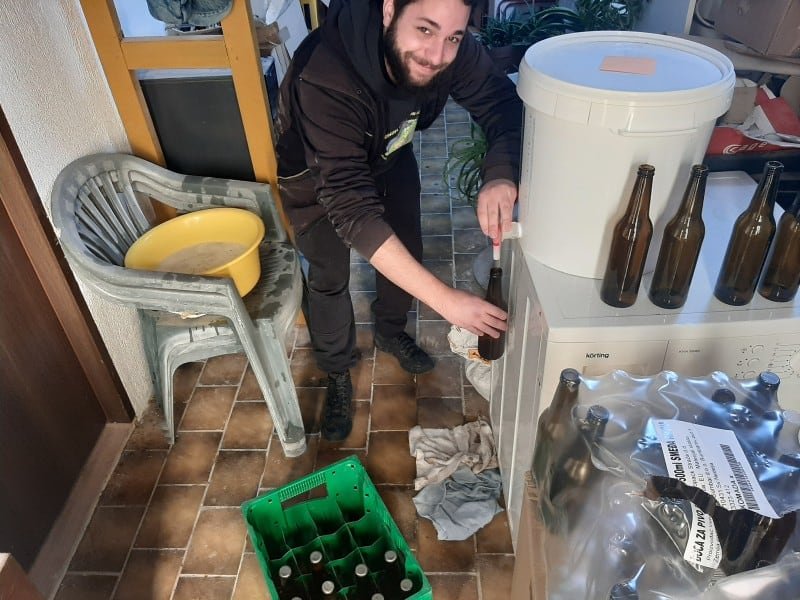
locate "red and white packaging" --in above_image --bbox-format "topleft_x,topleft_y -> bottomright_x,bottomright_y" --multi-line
707,85 -> 800,155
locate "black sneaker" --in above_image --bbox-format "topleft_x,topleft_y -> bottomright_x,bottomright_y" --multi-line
322,371 -> 353,441
374,331 -> 435,374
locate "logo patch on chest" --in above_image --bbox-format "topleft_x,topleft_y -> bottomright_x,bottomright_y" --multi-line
383,115 -> 419,158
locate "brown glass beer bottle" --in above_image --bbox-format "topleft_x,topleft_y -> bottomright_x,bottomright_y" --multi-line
548,404 -> 610,502
715,161 -> 783,305
601,164 -> 655,308
649,164 -> 708,309
478,267 -> 506,360
758,195 -> 800,302
532,368 -> 581,488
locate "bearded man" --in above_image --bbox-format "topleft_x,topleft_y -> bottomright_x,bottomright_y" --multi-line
276,0 -> 522,440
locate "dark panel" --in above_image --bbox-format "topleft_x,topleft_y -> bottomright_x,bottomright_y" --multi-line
0,198 -> 105,570
139,60 -> 279,181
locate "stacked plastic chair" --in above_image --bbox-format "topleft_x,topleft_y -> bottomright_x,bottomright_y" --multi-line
51,153 -> 306,457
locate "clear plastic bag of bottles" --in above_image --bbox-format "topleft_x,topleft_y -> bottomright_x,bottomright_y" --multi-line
689,552 -> 800,599
532,369 -> 800,599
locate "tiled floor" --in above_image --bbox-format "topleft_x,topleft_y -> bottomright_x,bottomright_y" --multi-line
54,100 -> 514,600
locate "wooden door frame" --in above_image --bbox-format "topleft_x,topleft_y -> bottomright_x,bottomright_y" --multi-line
0,107 -> 132,422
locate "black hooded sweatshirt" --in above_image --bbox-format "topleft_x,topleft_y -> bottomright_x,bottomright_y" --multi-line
276,0 -> 522,260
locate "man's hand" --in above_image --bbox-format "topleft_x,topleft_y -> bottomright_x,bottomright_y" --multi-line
476,178 -> 517,243
370,235 -> 507,338
434,288 -> 507,338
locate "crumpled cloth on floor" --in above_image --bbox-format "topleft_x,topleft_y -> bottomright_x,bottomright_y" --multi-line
408,419 -> 498,491
413,467 -> 503,541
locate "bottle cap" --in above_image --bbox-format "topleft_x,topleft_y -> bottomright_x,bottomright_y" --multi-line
609,582 -> 639,599
758,371 -> 781,389
355,563 -> 368,577
586,405 -> 610,426
400,578 -> 413,592
321,580 -> 335,594
637,164 -> 655,176
371,595 -> 385,600
711,388 -> 735,405
384,550 -> 398,563
765,160 -> 784,174
278,565 -> 292,579
310,550 -> 323,564
560,368 -> 581,386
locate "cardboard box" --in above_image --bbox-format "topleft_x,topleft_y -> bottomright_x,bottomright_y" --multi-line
720,78 -> 757,125
511,473 -> 548,600
715,0 -> 800,58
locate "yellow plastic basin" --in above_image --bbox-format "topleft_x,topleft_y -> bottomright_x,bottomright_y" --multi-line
124,207 -> 265,297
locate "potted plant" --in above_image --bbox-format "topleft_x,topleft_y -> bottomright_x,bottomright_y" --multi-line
442,122 -> 487,207
477,0 -> 650,73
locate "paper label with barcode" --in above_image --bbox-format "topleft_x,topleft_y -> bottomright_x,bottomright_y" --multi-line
653,419 -> 778,518
685,504 -> 722,570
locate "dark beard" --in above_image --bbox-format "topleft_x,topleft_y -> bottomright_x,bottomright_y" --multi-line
383,19 -> 445,95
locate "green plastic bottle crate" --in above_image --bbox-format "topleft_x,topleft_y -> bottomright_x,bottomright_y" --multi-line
241,455 -> 432,599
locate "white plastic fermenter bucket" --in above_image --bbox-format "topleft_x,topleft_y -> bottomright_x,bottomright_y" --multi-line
516,31 -> 735,279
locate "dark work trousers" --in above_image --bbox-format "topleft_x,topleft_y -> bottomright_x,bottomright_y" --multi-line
293,146 -> 423,374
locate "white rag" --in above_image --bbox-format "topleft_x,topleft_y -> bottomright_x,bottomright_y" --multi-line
408,419 -> 498,491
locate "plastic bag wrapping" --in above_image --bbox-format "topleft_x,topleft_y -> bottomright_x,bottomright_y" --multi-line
688,552 -> 800,600
447,325 -> 491,400
543,476 -> 713,600
532,369 -> 800,599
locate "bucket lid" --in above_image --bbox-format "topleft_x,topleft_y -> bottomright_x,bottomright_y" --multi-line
517,31 -> 735,132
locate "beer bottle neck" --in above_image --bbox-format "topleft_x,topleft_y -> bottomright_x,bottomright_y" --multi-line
626,175 -> 652,221
748,167 -> 782,214
680,171 -> 707,219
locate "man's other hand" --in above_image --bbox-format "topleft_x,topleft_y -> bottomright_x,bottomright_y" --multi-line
438,288 -> 507,338
476,178 -> 517,244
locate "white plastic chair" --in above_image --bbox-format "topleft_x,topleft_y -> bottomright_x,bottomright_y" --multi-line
51,153 -> 306,457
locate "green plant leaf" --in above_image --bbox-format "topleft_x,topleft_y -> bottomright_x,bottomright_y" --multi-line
442,123 -> 487,207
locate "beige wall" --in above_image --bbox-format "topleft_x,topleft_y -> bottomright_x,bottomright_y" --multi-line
0,1 -> 152,416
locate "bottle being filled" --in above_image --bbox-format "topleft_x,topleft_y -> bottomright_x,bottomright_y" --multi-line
648,164 -> 708,309
715,161 -> 783,305
478,266 -> 507,360
532,368 -> 582,488
600,164 -> 654,308
758,194 -> 800,302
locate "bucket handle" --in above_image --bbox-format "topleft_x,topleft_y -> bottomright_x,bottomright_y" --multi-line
617,127 -> 700,137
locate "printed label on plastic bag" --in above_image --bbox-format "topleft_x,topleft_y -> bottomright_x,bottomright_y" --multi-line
654,419 -> 778,518
685,504 -> 722,570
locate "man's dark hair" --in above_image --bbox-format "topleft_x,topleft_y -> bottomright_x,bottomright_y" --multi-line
391,0 -> 483,21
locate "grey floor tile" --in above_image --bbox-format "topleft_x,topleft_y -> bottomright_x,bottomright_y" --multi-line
421,213 -> 452,236
422,236 -> 453,261
453,228 -> 489,254
420,193 -> 451,213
